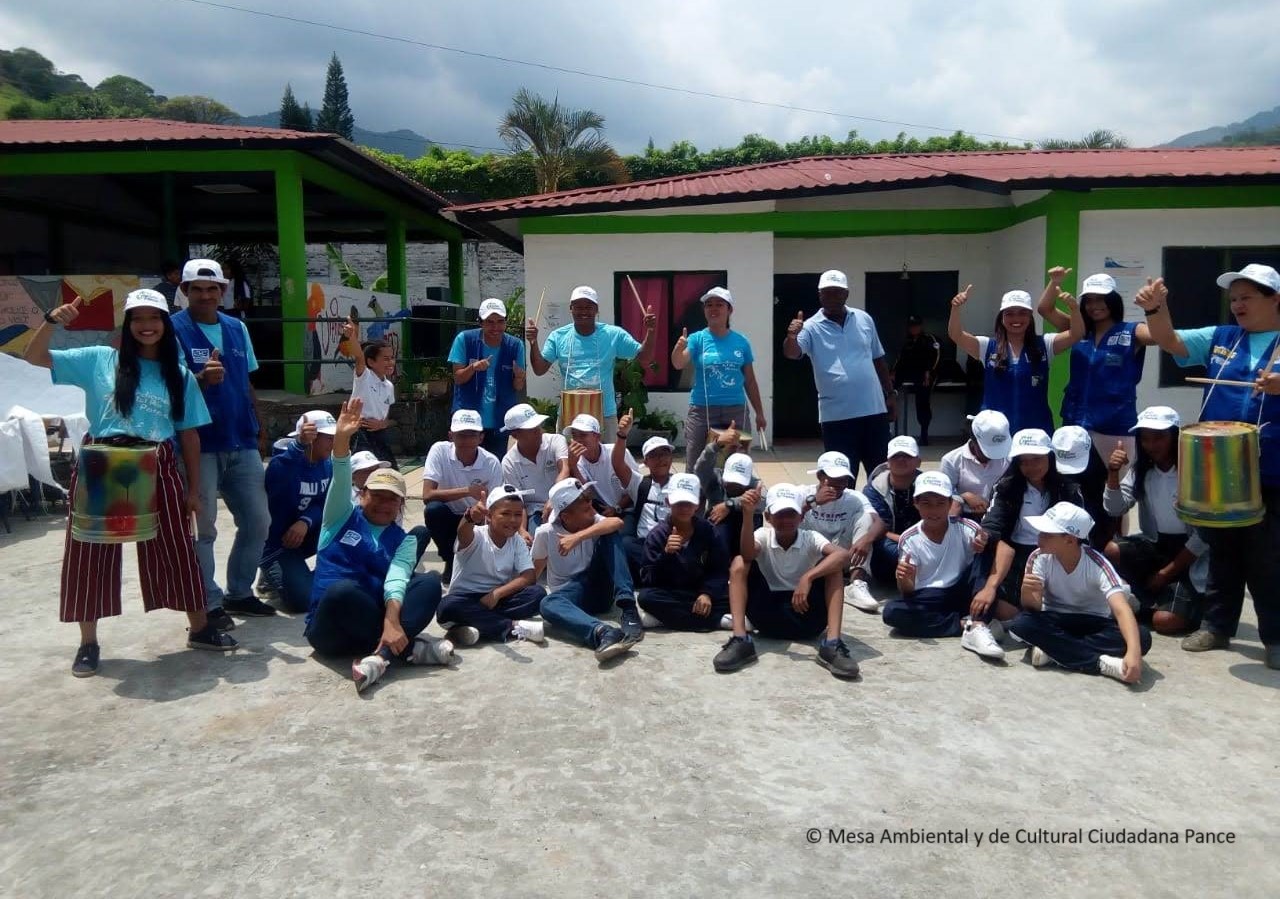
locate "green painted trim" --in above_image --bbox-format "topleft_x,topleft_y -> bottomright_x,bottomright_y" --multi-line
0,149 -> 290,176
275,160 -> 308,394
1042,192 -> 1081,425
293,154 -> 461,240
448,239 -> 465,307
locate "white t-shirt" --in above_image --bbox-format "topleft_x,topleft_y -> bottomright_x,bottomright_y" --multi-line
351,367 -> 395,420
626,472 -> 673,538
752,527 -> 829,592
502,435 -> 569,514
1009,484 -> 1050,546
575,446 -> 634,508
939,444 -> 1005,510
898,518 -> 982,590
446,525 -> 535,597
423,442 -> 504,514
974,331 -> 1065,363
799,485 -> 876,547
1029,547 -> 1127,618
1144,467 -> 1184,534
532,516 -> 603,590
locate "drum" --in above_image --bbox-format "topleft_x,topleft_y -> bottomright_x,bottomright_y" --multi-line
561,389 -> 604,426
1175,421 -> 1264,528
71,444 -> 160,543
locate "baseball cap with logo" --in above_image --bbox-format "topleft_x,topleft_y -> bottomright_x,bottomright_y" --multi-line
818,270 -> 849,291
487,484 -> 531,507
1052,426 -> 1092,476
547,478 -> 595,521
478,297 -> 507,320
1130,405 -> 1182,433
808,451 -> 853,480
722,452 -> 755,487
289,410 -> 338,437
180,258 -> 229,285
351,451 -> 391,474
766,483 -> 805,515
913,470 -> 954,499
1000,290 -> 1034,312
566,413 -> 601,435
1081,273 -> 1118,296
666,472 -> 702,506
700,286 -> 734,307
641,436 -> 673,458
970,410 -> 1012,460
502,403 -> 549,432
123,288 -> 170,314
569,285 -> 599,305
450,409 -> 484,433
1026,501 -> 1095,540
364,468 -> 407,498
1216,263 -> 1280,293
1008,428 -> 1052,457
887,435 -> 920,458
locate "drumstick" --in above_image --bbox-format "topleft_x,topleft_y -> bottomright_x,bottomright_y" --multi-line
625,275 -> 648,320
532,287 -> 546,325
1185,377 -> 1260,389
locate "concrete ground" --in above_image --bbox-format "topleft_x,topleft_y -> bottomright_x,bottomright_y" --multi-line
2,441 -> 1277,898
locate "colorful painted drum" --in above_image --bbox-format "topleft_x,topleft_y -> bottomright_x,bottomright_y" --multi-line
70,444 -> 160,543
561,388 -> 604,426
1175,421 -> 1264,528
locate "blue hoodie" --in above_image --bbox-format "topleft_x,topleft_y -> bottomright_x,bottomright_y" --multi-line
260,439 -> 332,566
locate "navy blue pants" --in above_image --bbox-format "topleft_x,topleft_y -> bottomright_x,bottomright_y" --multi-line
820,413 -> 890,485
639,587 -> 729,632
305,572 -> 443,658
437,585 -> 547,641
881,558 -> 988,637
540,533 -> 635,646
870,537 -> 900,584
1007,609 -> 1151,673
744,564 -> 829,640
424,502 -> 463,569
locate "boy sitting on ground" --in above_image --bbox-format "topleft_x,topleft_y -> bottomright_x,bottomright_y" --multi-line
799,450 -> 881,614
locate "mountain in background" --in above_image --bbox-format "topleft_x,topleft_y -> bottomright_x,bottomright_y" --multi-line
1161,105 -> 1280,147
237,111 -> 433,156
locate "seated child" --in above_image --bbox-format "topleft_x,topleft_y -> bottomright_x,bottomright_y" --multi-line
800,450 -> 880,613
500,403 -> 571,530
420,408 -> 504,583
939,410 -> 1011,520
566,413 -> 634,515
612,410 -> 675,589
865,435 -> 923,584
1007,502 -> 1150,683
260,410 -> 334,613
692,424 -> 762,557
1052,425 -> 1116,547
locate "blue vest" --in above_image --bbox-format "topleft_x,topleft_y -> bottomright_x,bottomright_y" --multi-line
1061,322 -> 1146,435
309,508 -> 408,622
451,331 -> 522,421
981,335 -> 1054,434
1200,325 -> 1280,488
171,310 -> 259,452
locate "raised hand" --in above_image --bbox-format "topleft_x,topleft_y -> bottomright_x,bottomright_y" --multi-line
1108,440 -> 1129,473
617,407 -> 635,437
1134,277 -> 1167,312
786,310 -> 805,338
664,530 -> 684,554
340,314 -> 357,343
466,501 -> 487,524
951,284 -> 974,308
1047,266 -> 1073,284
739,487 -> 761,515
716,420 -> 740,447
525,319 -> 539,343
674,327 -> 688,351
297,421 -> 317,446
335,398 -> 364,443
202,347 -> 225,386
642,305 -> 657,332
47,295 -> 83,326
1059,291 -> 1079,314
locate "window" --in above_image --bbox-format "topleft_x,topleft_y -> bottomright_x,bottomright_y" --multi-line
614,271 -> 727,391
1159,246 -> 1280,386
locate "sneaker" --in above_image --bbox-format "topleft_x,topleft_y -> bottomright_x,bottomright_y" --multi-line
187,625 -> 238,651
206,607 -> 236,632
713,635 -> 758,672
1030,647 -> 1058,668
844,579 -> 879,613
638,609 -> 663,629
223,595 -> 278,617
961,619 -> 1005,660
352,654 -> 389,693
444,625 -> 481,647
509,620 -> 546,643
1267,645 -> 1280,671
817,639 -> 861,679
719,613 -> 755,632
593,625 -> 633,662
619,606 -> 644,643
409,635 -> 455,665
1181,629 -> 1229,652
1097,654 -> 1133,683
72,643 -> 100,678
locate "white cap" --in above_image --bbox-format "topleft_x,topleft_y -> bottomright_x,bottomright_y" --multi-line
887,435 -> 920,458
641,435 -> 673,458
700,286 -> 734,307
1000,290 -> 1034,312
289,410 -> 337,437
1009,428 -> 1053,457
913,470 -> 954,499
487,483 -> 531,507
566,413 -> 601,435
818,270 -> 849,291
1131,405 -> 1182,432
123,288 -> 170,314
765,483 -> 804,515
181,258 -> 229,285
450,409 -> 484,433
808,450 -> 853,480
666,472 -> 702,506
970,410 -> 1012,460
1051,426 -> 1092,476
478,297 -> 507,320
502,403 -> 549,432
547,478 -> 595,520
569,285 -> 599,305
1081,273 -> 1118,296
1217,263 -> 1280,293
722,452 -> 755,487
350,451 -> 391,473
1026,501 -> 1095,539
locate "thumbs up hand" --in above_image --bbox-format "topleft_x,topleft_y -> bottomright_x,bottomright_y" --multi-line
202,347 -> 226,386
618,407 -> 635,438
675,327 -> 689,350
1108,440 -> 1129,473
47,296 -> 83,326
787,310 -> 805,338
951,284 -> 973,307
340,314 -> 357,343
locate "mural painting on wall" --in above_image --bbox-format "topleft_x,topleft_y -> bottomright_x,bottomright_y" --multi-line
304,283 -> 408,395
0,276 -> 139,355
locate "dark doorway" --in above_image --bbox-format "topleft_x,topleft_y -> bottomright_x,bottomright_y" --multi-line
772,273 -> 824,439
865,270 -> 960,376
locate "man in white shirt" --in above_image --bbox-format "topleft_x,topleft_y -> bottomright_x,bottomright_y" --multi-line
421,409 -> 505,583
939,409 -> 1012,519
500,403 -> 571,529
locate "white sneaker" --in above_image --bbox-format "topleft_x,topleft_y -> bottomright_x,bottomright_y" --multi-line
719,614 -> 754,631
510,620 -> 546,643
352,654 -> 389,693
1097,654 -> 1132,683
444,625 -> 481,647
1030,647 -> 1058,668
961,619 -> 1006,660
638,609 -> 663,629
409,636 -> 455,665
844,580 -> 879,613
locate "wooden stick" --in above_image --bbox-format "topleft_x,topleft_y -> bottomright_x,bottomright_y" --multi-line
532,287 -> 546,325
625,275 -> 648,320
1184,377 -> 1259,389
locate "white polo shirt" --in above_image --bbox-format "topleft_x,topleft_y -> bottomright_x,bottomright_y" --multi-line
752,527 -> 829,592
502,434 -> 569,514
939,444 -> 1006,510
898,518 -> 982,590
799,485 -> 876,547
626,472 -> 673,538
1029,547 -> 1127,618
532,516 -> 603,590
446,525 -> 535,597
351,367 -> 395,420
1009,484 -> 1051,546
423,441 -> 504,513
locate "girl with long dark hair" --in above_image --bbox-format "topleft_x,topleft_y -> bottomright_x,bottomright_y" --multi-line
25,289 -> 236,678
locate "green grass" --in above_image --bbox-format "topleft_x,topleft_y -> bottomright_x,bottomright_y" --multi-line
0,83 -> 36,116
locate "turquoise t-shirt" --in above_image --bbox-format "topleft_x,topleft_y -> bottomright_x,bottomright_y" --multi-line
540,323 -> 641,418
447,333 -> 525,428
1175,327 -> 1280,370
196,318 -> 260,372
51,346 -> 211,441
687,328 -> 754,407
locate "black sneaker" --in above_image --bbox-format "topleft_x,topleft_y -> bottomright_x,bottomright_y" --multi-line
713,635 -> 757,672
592,625 -> 633,662
72,643 -> 100,678
188,625 -> 239,652
619,605 -> 644,643
206,607 -> 236,631
223,595 -> 277,617
817,639 -> 861,679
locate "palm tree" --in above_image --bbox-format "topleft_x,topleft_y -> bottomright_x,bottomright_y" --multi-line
498,89 -> 627,193
1038,129 -> 1129,150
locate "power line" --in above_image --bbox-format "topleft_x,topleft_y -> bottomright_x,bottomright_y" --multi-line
173,0 -> 1036,145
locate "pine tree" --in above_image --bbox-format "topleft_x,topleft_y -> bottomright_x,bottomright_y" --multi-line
278,83 -> 312,132
315,53 -> 354,139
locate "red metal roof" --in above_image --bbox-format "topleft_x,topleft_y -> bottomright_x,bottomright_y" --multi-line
451,147 -> 1280,217
0,118 -> 322,145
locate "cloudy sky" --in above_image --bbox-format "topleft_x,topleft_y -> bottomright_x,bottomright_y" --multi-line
4,0 -> 1276,152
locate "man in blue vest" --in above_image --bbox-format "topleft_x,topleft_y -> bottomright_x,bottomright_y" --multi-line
171,258 -> 274,630
448,297 -> 526,459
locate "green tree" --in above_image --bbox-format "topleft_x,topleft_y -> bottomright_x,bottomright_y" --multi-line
279,83 -> 313,131
155,95 -> 238,124
4,99 -> 37,120
45,92 -> 121,119
1039,129 -> 1129,150
315,53 -> 354,139
0,47 -> 88,101
94,75 -> 162,115
497,88 -> 626,193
